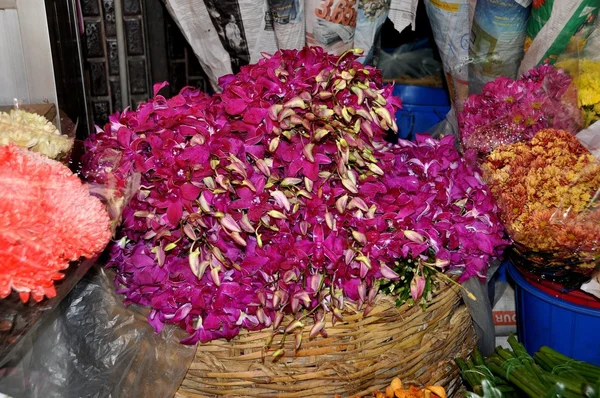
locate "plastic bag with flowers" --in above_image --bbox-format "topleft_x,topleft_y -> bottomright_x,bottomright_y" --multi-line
458,63 -> 583,157
481,128 -> 600,288
458,52 -> 600,288
82,47 -> 508,345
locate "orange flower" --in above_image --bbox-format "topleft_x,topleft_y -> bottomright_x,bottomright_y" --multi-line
482,129 -> 600,258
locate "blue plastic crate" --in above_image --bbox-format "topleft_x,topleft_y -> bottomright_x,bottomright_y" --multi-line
508,262 -> 600,366
392,85 -> 451,141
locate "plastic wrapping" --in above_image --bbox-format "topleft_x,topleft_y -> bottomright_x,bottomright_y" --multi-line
378,45 -> 442,80
458,63 -> 582,156
424,0 -> 471,106
520,0 -> 599,72
0,266 -> 196,398
468,0 -> 530,94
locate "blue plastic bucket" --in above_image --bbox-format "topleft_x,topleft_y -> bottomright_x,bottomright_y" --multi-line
391,85 -> 450,141
507,262 -> 600,365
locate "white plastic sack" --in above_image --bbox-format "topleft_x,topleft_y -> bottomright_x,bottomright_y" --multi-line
164,0 -> 418,89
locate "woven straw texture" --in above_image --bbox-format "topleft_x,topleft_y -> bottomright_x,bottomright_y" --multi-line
176,284 -> 476,398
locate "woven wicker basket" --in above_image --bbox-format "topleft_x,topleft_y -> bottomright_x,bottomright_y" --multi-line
176,284 -> 476,398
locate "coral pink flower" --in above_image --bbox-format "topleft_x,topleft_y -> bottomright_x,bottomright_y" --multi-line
0,144 -> 111,302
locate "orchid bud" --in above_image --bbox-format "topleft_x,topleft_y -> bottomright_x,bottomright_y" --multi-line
281,177 -> 302,186
230,231 -> 247,247
220,214 -> 242,233
367,162 -> 384,176
143,230 -> 156,240
270,190 -> 291,212
325,211 -> 335,230
352,231 -> 367,245
303,143 -> 315,162
239,214 -> 255,233
183,224 -> 197,240
198,193 -> 211,213
290,296 -> 300,313
267,210 -> 287,220
361,120 -> 374,139
359,262 -> 369,279
341,178 -> 358,194
358,282 -> 367,303
268,104 -> 283,120
353,119 -> 361,134
255,158 -> 271,176
152,246 -> 165,267
336,194 -> 349,214
269,136 -> 280,152
341,107 -> 352,123
273,312 -> 284,329
309,320 -> 326,338
210,266 -> 221,287
203,176 -> 216,189
277,107 -> 296,122
297,190 -> 313,199
391,118 -> 398,133
368,285 -> 378,303
334,79 -> 347,91
189,249 -> 200,276
375,107 -> 393,126
299,221 -> 309,235
294,290 -> 311,306
355,255 -> 372,268
283,270 -> 297,283
256,233 -> 263,248
314,128 -> 330,141
351,86 -> 365,105
258,291 -> 267,307
344,249 -> 354,265
404,230 -> 426,243
410,275 -> 426,301
379,263 -> 400,280
283,97 -> 306,109
256,307 -> 266,324
295,333 -> 303,351
289,114 -> 304,126
348,197 -> 369,212
318,91 -> 333,99
375,93 -> 387,106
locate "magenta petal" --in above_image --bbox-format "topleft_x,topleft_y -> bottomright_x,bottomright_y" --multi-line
153,81 -> 169,96
180,183 -> 201,200
225,99 -> 247,115
167,201 -> 183,225
116,128 -> 132,147
243,107 -> 268,125
148,310 -> 165,333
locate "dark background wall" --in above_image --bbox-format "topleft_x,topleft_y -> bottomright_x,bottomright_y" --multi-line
51,0 -> 210,133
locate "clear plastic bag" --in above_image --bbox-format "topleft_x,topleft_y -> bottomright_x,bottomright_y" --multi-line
0,266 -> 196,398
378,45 -> 442,80
457,60 -> 582,156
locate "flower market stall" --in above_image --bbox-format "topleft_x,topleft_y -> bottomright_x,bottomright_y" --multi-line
80,47 -> 507,397
3,0 -> 600,397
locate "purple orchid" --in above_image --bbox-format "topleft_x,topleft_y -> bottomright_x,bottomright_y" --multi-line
83,47 -> 507,344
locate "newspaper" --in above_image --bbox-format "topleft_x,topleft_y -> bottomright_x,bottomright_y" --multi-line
165,0 -> 418,89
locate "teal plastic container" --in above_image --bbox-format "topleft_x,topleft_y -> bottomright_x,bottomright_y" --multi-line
508,262 -> 600,366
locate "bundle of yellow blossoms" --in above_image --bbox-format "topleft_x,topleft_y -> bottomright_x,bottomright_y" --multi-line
482,129 -> 600,266
0,109 -> 73,160
556,59 -> 600,128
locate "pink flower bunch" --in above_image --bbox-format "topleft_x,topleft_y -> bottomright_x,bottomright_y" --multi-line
459,65 -> 582,155
83,48 -> 507,344
0,144 -> 111,302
